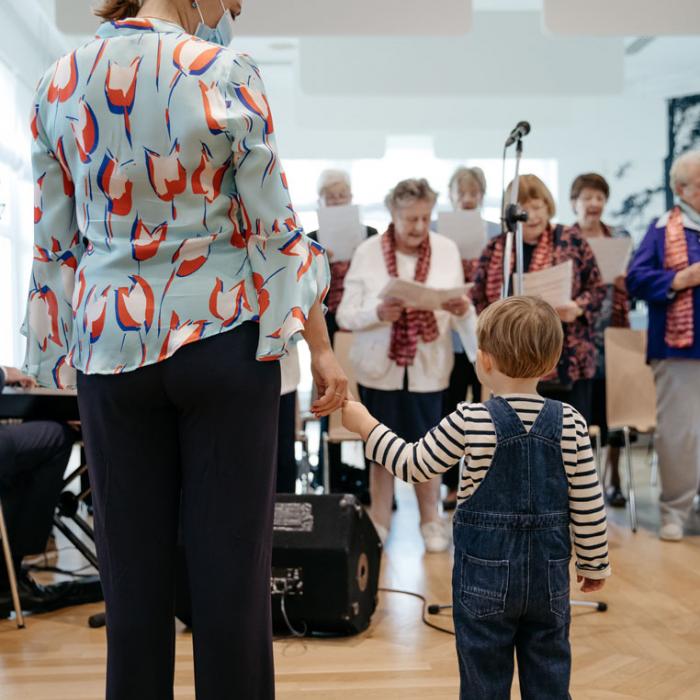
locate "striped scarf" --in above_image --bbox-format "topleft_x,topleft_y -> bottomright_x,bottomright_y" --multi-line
484,225 -> 556,304
381,225 -> 439,366
665,207 -> 694,348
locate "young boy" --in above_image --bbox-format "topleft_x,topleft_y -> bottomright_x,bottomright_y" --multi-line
342,296 -> 610,700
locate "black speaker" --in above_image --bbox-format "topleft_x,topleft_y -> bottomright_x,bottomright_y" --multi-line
174,494 -> 382,637
271,493 -> 382,636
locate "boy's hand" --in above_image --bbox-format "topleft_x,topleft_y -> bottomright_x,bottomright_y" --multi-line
341,397 -> 379,440
577,574 -> 606,593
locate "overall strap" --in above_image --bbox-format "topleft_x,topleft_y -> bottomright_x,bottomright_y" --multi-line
527,398 -> 563,443
483,396 -> 528,442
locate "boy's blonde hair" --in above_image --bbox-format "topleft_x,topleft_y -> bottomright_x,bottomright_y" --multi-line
477,296 -> 563,378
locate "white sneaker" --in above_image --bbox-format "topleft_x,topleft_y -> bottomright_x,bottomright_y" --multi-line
659,522 -> 683,541
421,520 -> 450,553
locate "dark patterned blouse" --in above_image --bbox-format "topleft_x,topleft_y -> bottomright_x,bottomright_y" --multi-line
470,224 -> 605,386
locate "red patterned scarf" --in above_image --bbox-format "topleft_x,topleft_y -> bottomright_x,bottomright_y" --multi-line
381,225 -> 439,366
484,225 -> 556,303
326,261 -> 351,313
665,207 -> 694,348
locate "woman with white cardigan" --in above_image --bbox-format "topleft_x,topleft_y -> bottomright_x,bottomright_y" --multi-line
337,179 -> 477,552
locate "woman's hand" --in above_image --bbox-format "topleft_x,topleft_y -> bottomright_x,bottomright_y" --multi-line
377,298 -> 404,323
341,397 -> 379,439
556,302 -> 583,323
672,262 -> 700,291
441,296 -> 471,317
310,347 -> 348,417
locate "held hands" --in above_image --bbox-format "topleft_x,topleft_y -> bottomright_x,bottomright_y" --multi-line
577,574 -> 606,593
3,367 -> 36,389
441,295 -> 471,317
672,262 -> 700,291
377,297 -> 404,323
556,302 -> 583,323
341,394 -> 379,440
310,347 -> 348,418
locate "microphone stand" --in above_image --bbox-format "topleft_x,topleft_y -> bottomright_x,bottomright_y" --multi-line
501,136 -> 529,299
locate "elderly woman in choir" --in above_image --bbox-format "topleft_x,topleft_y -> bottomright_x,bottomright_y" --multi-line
627,150 -> 700,542
441,167 -> 501,509
569,172 -> 632,508
471,174 -> 604,421
337,179 -> 477,552
308,169 -> 378,340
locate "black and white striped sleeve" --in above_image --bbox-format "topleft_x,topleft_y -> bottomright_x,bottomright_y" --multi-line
364,407 -> 468,484
565,406 -> 611,580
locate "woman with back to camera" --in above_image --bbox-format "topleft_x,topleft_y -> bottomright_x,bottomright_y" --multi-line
22,0 -> 346,697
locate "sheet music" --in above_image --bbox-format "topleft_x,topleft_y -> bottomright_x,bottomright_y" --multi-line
586,236 -> 633,284
379,278 -> 473,311
316,205 -> 365,262
522,260 -> 573,308
437,210 -> 488,260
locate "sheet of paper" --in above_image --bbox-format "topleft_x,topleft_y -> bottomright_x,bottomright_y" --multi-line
522,260 -> 573,308
586,236 -> 633,284
379,278 -> 474,311
437,210 -> 488,260
316,205 -> 365,262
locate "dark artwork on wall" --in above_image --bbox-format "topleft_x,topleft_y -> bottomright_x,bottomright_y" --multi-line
665,94 -> 700,208
612,92 -> 700,237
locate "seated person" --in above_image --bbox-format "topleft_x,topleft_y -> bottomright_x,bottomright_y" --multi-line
0,365 -> 102,616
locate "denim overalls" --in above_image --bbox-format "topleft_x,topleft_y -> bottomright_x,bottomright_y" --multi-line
452,397 -> 572,700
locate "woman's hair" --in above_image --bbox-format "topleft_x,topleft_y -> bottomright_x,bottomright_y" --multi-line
477,296 -> 563,379
384,178 -> 438,211
504,174 -> 556,219
317,169 -> 352,196
570,172 -> 610,201
670,150 -> 700,191
448,166 -> 487,197
95,0 -> 143,22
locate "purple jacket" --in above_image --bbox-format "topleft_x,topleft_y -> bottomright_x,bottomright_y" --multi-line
626,210 -> 700,361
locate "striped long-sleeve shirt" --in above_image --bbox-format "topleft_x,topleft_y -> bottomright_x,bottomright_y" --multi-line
365,395 -> 611,579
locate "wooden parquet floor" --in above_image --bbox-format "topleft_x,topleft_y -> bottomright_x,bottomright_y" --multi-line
1,478 -> 699,699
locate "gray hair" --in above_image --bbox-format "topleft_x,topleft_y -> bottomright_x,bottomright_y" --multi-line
385,178 -> 438,211
670,150 -> 700,191
448,166 -> 487,196
317,169 -> 352,196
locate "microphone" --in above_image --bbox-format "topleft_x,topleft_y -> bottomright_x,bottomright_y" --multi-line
505,121 -> 531,147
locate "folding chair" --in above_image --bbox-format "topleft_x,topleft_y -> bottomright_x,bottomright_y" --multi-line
321,331 -> 364,493
604,328 -> 657,533
0,498 -> 25,628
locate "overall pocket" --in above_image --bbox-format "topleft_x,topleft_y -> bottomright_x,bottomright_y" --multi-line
459,553 -> 509,618
548,556 -> 571,618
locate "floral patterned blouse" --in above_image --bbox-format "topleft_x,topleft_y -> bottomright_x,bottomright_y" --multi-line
22,18 -> 328,389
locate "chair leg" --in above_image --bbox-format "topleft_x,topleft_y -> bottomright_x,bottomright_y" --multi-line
0,501 -> 25,629
623,426 -> 638,533
649,433 -> 659,488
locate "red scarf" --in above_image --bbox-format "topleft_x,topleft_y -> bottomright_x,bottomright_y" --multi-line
665,207 -> 694,348
484,225 -> 556,304
381,225 -> 439,366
